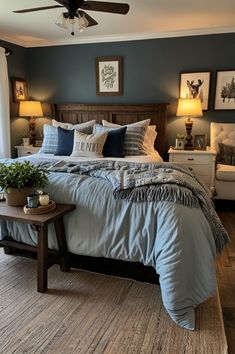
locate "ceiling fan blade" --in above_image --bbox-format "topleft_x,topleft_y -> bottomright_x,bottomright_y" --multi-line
13,5 -> 63,14
81,1 -> 129,15
54,0 -> 69,6
79,10 -> 98,27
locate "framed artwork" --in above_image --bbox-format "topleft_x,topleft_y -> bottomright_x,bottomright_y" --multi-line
214,70 -> 235,110
96,56 -> 123,96
12,78 -> 28,102
180,72 -> 211,110
35,140 -> 43,147
175,138 -> 185,150
194,134 -> 207,150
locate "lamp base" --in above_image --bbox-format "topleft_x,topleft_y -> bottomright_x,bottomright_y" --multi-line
29,117 -> 36,146
29,130 -> 36,146
184,118 -> 194,150
184,142 -> 194,150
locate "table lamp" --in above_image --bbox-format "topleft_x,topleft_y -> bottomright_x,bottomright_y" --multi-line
19,101 -> 43,146
176,98 -> 203,150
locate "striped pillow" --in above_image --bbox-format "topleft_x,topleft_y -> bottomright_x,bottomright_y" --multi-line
40,125 -> 58,154
124,126 -> 147,155
102,119 -> 149,155
40,121 -> 97,155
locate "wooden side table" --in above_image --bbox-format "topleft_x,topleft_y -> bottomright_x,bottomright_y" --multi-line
0,203 -> 75,292
15,145 -> 40,157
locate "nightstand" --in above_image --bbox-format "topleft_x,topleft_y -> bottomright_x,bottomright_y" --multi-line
168,148 -> 217,195
15,145 -> 40,157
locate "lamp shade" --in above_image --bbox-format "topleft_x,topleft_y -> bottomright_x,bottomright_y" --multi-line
19,101 -> 43,117
176,98 -> 202,117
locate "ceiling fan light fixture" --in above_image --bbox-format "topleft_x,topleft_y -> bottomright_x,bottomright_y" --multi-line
55,13 -> 68,29
55,11 -> 89,35
77,11 -> 89,32
15,1 -> 130,37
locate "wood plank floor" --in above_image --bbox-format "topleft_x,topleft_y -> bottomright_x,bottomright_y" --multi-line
216,204 -> 235,354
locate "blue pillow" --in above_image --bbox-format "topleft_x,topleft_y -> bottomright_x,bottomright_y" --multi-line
94,125 -> 127,157
55,127 -> 74,156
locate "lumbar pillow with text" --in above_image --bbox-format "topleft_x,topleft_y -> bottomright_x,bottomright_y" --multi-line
71,130 -> 108,157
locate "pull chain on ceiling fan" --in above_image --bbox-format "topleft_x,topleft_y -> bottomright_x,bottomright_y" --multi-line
13,0 -> 130,36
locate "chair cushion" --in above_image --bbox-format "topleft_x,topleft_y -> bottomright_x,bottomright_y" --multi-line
216,164 -> 235,181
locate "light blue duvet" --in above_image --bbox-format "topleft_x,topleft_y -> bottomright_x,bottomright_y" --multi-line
0,157 -> 221,330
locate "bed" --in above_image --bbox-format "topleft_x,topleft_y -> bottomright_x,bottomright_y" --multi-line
0,103 -> 229,331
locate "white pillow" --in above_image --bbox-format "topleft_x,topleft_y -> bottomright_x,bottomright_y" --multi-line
145,125 -> 157,153
52,119 -> 73,130
73,120 -> 96,133
102,119 -> 150,128
102,119 -> 157,154
71,131 -> 108,158
52,119 -> 96,134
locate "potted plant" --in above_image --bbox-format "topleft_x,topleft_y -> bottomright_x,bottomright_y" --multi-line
0,160 -> 48,206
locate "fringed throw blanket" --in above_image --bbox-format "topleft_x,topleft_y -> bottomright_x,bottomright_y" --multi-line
1,156 -> 225,253
36,159 -> 229,253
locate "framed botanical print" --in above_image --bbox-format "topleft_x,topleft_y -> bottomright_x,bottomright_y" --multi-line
180,72 -> 211,110
214,70 -> 235,110
12,78 -> 28,102
96,56 -> 123,96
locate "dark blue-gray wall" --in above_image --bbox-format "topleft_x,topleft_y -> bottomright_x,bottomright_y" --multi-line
4,33 -> 235,153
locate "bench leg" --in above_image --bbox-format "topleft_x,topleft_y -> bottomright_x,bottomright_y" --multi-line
37,225 -> 48,293
54,218 -> 70,272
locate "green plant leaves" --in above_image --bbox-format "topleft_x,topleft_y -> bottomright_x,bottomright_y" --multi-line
0,161 -> 48,192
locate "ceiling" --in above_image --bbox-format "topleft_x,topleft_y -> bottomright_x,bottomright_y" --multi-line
1,0 -> 235,48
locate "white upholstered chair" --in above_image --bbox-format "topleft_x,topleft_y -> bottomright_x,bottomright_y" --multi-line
210,122 -> 235,200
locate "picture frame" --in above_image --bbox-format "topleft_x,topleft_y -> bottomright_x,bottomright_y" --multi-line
175,138 -> 185,150
194,134 -> 207,150
214,70 -> 235,110
35,140 -> 43,147
12,78 -> 28,102
96,56 -> 123,96
179,72 -> 211,110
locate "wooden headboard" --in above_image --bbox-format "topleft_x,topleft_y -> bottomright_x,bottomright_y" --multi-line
55,103 -> 168,158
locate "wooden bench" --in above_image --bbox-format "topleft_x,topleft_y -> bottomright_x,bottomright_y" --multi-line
0,203 -> 75,292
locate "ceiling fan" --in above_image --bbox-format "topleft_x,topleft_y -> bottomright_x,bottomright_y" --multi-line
13,0 -> 130,35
